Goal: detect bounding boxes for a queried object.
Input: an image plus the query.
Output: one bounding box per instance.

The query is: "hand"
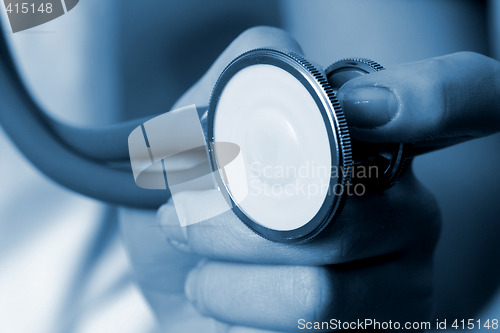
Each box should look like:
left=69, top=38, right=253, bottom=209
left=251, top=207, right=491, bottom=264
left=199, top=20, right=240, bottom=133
left=156, top=173, right=440, bottom=333
left=120, top=27, right=500, bottom=332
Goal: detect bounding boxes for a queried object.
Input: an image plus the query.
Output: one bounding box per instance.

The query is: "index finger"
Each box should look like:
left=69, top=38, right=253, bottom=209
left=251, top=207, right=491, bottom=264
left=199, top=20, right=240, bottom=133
left=337, top=52, right=500, bottom=151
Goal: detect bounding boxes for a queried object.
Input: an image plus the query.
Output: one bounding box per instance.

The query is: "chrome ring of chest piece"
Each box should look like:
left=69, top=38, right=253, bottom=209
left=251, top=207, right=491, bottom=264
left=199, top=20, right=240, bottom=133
left=207, top=49, right=410, bottom=243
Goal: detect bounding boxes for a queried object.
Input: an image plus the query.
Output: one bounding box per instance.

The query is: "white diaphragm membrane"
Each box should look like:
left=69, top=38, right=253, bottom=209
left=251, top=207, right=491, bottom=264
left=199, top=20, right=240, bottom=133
left=213, top=64, right=332, bottom=231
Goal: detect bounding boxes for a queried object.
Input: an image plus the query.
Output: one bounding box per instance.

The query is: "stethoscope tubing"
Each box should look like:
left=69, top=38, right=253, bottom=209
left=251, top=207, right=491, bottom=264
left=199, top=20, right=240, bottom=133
left=0, top=26, right=169, bottom=208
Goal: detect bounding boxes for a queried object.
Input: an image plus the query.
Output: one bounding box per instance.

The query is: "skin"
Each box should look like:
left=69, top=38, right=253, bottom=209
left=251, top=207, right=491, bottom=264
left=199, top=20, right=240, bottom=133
left=119, top=27, right=500, bottom=332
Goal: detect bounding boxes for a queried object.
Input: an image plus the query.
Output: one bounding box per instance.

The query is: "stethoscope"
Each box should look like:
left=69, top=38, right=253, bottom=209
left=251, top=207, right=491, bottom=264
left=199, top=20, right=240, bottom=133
left=0, top=30, right=410, bottom=243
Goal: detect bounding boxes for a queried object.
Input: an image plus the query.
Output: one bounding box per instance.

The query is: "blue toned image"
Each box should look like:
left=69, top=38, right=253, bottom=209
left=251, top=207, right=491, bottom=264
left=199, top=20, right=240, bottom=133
left=0, top=1, right=499, bottom=332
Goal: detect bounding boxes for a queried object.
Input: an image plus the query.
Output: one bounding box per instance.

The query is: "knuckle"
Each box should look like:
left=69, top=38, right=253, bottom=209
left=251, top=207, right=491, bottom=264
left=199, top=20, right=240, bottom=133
left=452, top=50, right=483, bottom=63
left=393, top=58, right=449, bottom=140
left=233, top=26, right=300, bottom=53
left=414, top=52, right=500, bottom=138
left=237, top=25, right=286, bottom=41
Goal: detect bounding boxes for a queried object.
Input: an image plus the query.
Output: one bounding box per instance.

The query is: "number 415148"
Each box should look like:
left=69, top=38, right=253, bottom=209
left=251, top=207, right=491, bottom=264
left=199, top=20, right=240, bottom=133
left=5, top=2, right=53, bottom=14
left=451, top=319, right=499, bottom=330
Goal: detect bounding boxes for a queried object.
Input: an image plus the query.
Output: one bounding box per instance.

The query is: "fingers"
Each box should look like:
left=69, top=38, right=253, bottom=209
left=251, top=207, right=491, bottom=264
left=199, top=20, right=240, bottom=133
left=173, top=26, right=302, bottom=109
left=185, top=255, right=434, bottom=332
left=158, top=173, right=441, bottom=265
left=337, top=52, right=500, bottom=145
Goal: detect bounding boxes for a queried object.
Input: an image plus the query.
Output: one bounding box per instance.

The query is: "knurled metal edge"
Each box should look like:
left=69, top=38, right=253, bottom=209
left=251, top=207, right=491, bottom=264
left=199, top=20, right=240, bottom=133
left=326, top=58, right=413, bottom=190
left=278, top=50, right=353, bottom=243
left=327, top=57, right=385, bottom=72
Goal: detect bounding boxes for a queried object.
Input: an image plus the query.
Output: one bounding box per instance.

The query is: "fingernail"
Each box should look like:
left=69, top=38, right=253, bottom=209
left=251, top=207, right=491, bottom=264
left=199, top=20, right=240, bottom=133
left=166, top=238, right=190, bottom=252
left=337, top=86, right=399, bottom=129
left=165, top=226, right=188, bottom=246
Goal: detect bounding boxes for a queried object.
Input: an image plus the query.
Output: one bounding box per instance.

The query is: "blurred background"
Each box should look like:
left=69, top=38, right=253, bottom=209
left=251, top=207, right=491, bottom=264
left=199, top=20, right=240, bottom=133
left=0, top=0, right=499, bottom=332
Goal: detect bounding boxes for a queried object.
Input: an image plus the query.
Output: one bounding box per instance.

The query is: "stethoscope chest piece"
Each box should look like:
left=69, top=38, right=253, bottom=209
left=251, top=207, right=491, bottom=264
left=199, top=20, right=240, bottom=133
left=207, top=50, right=410, bottom=243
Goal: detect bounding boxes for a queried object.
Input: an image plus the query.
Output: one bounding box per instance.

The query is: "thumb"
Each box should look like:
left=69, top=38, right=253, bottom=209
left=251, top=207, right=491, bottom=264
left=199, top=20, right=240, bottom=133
left=337, top=52, right=500, bottom=147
